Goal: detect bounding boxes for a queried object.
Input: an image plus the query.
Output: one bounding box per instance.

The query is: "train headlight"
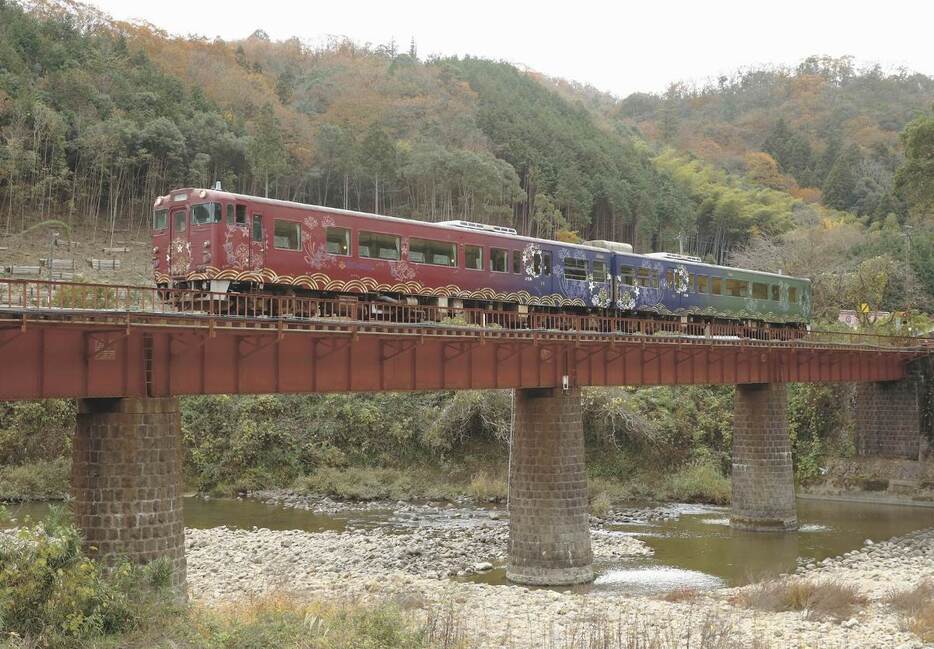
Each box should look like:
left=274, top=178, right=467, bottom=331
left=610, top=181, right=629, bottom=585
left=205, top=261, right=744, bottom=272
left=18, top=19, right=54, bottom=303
left=199, top=190, right=207, bottom=198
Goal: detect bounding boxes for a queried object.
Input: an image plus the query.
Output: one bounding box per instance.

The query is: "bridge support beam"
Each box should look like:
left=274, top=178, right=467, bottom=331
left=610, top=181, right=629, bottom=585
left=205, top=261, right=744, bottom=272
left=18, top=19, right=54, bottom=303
left=730, top=383, right=798, bottom=532
left=72, top=397, right=187, bottom=592
left=507, top=387, right=593, bottom=585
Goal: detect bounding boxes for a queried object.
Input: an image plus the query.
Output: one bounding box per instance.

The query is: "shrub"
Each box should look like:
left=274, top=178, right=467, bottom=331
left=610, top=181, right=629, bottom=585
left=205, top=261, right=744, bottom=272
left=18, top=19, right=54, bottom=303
left=590, top=491, right=612, bottom=517
left=467, top=471, right=507, bottom=502
left=0, top=458, right=70, bottom=501
left=0, top=400, right=75, bottom=465
left=734, top=579, right=867, bottom=621
left=664, top=458, right=731, bottom=504
left=0, top=507, right=178, bottom=648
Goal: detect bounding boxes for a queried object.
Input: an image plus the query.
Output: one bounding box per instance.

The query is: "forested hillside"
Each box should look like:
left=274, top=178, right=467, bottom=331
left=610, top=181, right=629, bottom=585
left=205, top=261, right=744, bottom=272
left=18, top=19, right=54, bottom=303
left=1, top=0, right=932, bottom=315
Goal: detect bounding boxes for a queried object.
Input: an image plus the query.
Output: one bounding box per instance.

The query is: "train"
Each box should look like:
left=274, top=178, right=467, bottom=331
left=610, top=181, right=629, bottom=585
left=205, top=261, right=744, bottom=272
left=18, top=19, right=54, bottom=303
left=151, top=187, right=811, bottom=330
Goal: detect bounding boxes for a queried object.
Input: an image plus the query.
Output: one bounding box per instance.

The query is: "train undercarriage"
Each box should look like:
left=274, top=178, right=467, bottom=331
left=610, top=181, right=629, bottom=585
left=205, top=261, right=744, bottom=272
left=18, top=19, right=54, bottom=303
left=160, top=279, right=808, bottom=341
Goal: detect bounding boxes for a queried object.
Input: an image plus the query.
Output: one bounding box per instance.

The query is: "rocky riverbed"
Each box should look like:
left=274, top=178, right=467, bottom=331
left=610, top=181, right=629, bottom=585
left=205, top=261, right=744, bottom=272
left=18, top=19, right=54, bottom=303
left=182, top=498, right=934, bottom=649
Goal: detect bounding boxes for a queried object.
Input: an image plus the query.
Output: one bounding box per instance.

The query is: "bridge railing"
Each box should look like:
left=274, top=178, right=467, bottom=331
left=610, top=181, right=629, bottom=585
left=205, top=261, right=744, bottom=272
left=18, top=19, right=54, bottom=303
left=0, top=278, right=930, bottom=351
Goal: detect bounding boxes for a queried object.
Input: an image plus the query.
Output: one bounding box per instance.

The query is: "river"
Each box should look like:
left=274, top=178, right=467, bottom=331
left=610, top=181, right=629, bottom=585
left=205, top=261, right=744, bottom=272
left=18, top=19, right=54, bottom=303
left=4, top=496, right=933, bottom=596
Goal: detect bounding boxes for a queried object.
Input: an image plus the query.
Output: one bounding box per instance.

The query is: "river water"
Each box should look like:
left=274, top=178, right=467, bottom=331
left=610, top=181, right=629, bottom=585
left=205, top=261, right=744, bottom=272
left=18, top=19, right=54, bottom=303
left=4, top=496, right=933, bottom=596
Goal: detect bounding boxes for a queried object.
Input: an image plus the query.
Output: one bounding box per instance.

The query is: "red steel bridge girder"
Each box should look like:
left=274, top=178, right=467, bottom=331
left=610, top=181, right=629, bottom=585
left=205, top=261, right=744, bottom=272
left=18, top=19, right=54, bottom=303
left=0, top=323, right=917, bottom=400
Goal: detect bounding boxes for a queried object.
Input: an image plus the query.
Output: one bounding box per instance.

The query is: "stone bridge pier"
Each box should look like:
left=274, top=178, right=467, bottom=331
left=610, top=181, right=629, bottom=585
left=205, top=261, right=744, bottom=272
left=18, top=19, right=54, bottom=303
left=730, top=383, right=798, bottom=532
left=854, top=356, right=932, bottom=460
left=507, top=387, right=593, bottom=585
left=71, top=397, right=187, bottom=592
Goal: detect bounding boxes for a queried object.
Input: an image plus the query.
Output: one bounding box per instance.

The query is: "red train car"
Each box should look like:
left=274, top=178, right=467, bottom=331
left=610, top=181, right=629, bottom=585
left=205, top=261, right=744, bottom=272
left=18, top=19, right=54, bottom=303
left=151, top=187, right=611, bottom=311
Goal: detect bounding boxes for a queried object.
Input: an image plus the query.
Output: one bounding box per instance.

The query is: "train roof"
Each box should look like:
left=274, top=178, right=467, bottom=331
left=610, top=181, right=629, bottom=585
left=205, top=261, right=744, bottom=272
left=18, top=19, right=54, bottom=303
left=156, top=188, right=810, bottom=284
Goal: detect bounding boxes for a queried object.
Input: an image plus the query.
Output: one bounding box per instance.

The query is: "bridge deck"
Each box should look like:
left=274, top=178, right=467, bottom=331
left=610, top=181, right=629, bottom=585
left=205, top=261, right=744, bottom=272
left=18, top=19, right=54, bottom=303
left=0, top=279, right=928, bottom=399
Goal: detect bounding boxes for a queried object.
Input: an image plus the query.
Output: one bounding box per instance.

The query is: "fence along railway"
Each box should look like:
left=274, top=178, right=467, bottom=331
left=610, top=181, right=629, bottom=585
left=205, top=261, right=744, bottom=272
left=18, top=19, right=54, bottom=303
left=0, top=276, right=930, bottom=591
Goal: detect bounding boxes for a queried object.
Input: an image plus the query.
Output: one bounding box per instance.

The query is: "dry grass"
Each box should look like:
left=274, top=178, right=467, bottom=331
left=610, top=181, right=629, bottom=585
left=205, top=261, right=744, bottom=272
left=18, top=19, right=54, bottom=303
left=888, top=578, right=934, bottom=642
left=732, top=578, right=867, bottom=621
left=590, top=491, right=612, bottom=517
left=467, top=470, right=507, bottom=502
left=661, top=587, right=700, bottom=603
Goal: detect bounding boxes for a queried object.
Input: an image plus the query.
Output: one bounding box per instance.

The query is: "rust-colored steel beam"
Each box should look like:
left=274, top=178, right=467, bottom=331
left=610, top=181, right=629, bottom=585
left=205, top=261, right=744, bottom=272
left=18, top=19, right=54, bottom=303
left=0, top=278, right=928, bottom=400
left=0, top=313, right=923, bottom=400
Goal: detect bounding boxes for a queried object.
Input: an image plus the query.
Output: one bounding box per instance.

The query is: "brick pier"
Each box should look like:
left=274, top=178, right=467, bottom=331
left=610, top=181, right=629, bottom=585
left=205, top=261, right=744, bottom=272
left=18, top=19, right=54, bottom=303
left=730, top=383, right=798, bottom=532
left=71, top=397, right=187, bottom=591
left=507, top=387, right=593, bottom=585
left=855, top=357, right=932, bottom=461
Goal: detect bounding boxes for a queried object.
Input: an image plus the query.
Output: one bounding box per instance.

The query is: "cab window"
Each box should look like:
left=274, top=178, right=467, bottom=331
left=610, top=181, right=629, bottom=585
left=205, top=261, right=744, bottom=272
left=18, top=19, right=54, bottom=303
left=191, top=202, right=222, bottom=225
left=173, top=210, right=186, bottom=233
left=235, top=205, right=248, bottom=226
left=512, top=251, right=521, bottom=273
left=153, top=209, right=167, bottom=231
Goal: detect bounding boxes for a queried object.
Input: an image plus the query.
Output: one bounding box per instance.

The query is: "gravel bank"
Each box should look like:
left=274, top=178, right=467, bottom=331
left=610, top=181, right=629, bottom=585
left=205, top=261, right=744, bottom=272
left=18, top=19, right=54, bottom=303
left=184, top=520, right=933, bottom=648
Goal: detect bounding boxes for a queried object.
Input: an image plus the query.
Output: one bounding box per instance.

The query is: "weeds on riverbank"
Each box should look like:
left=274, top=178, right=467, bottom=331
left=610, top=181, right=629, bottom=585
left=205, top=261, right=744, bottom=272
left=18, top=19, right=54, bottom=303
left=888, top=578, right=934, bottom=641
left=733, top=578, right=867, bottom=621
left=0, top=458, right=69, bottom=502
left=0, top=507, right=180, bottom=649
left=533, top=609, right=760, bottom=649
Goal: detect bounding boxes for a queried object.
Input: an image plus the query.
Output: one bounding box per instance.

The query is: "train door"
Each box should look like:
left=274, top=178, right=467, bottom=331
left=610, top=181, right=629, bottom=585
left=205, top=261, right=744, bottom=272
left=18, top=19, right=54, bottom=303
left=188, top=202, right=218, bottom=272
left=250, top=212, right=265, bottom=271
left=168, top=206, right=189, bottom=278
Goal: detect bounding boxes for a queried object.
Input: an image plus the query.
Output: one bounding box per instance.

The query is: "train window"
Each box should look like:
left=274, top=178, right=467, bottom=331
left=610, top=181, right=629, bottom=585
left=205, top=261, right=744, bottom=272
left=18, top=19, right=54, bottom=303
left=191, top=202, right=222, bottom=225
left=725, top=278, right=749, bottom=297
left=752, top=282, right=769, bottom=300
left=326, top=228, right=350, bottom=255
left=665, top=270, right=674, bottom=288
left=789, top=286, right=799, bottom=304
left=274, top=220, right=301, bottom=250
left=490, top=248, right=508, bottom=273
left=636, top=268, right=657, bottom=288
left=252, top=215, right=263, bottom=242
left=235, top=205, right=248, bottom=226
left=512, top=251, right=521, bottom=273
left=542, top=252, right=552, bottom=276
left=410, top=237, right=455, bottom=266
left=592, top=260, right=608, bottom=282
left=173, top=210, right=186, bottom=233
left=711, top=277, right=722, bottom=295
left=225, top=204, right=234, bottom=225
left=619, top=266, right=635, bottom=285
left=697, top=275, right=708, bottom=293
left=152, top=209, right=167, bottom=231
left=359, top=231, right=400, bottom=260
left=771, top=285, right=780, bottom=301
left=564, top=258, right=587, bottom=281
left=465, top=245, right=483, bottom=270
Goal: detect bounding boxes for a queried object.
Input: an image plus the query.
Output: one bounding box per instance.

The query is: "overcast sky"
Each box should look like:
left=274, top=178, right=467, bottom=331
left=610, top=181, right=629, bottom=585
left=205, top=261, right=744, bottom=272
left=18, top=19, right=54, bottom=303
left=87, top=0, right=934, bottom=98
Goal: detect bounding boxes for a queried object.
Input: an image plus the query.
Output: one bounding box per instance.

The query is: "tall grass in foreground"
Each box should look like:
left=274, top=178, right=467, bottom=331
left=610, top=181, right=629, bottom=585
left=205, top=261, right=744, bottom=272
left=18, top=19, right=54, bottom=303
left=888, top=579, right=934, bottom=642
